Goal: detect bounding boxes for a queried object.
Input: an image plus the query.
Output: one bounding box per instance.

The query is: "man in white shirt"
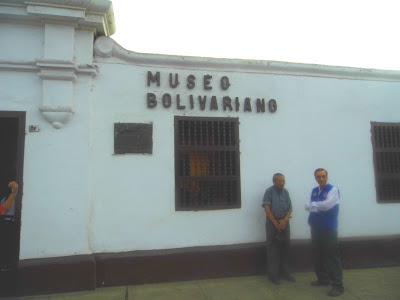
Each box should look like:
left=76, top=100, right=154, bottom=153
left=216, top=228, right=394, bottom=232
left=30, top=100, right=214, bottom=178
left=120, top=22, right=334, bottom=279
left=305, top=168, right=344, bottom=297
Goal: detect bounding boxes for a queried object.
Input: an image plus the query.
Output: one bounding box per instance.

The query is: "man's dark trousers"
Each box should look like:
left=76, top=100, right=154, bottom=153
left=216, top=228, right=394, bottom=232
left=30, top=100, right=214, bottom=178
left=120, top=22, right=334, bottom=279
left=266, top=222, right=290, bottom=279
left=0, top=217, right=17, bottom=296
left=0, top=217, right=17, bottom=269
left=311, top=228, right=343, bottom=287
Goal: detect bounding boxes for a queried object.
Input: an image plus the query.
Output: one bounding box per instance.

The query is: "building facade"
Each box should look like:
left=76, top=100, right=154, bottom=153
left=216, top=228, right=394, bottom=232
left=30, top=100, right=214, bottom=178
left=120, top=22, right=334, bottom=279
left=0, top=0, right=399, bottom=296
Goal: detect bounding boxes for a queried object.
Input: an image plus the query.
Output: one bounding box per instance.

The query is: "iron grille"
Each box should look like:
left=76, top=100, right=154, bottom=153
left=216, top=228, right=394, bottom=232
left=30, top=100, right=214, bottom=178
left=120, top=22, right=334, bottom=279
left=174, top=116, right=241, bottom=210
left=371, top=122, right=400, bottom=203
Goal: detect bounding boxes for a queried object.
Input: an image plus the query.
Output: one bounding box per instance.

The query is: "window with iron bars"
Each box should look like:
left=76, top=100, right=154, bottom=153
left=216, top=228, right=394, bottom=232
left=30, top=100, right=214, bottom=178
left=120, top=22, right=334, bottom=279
left=371, top=122, right=400, bottom=203
left=174, top=116, right=241, bottom=210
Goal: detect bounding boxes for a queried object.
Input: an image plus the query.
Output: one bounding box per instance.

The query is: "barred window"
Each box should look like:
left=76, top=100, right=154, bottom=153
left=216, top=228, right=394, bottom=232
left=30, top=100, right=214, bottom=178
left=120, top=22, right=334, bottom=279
left=371, top=122, right=400, bottom=203
left=174, top=116, right=241, bottom=210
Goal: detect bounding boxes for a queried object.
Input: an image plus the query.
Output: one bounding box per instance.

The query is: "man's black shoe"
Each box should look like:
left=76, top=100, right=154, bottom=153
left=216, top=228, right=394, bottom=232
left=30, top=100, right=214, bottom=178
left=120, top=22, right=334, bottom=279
left=327, top=286, right=344, bottom=297
left=310, top=280, right=330, bottom=287
left=282, top=274, right=295, bottom=282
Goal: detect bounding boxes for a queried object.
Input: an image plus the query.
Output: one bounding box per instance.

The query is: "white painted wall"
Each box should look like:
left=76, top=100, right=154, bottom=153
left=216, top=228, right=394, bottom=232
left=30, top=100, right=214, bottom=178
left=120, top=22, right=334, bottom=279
left=0, top=19, right=96, bottom=259
left=0, top=23, right=43, bottom=61
left=89, top=62, right=400, bottom=253
left=1, top=1, right=400, bottom=260
left=18, top=74, right=93, bottom=259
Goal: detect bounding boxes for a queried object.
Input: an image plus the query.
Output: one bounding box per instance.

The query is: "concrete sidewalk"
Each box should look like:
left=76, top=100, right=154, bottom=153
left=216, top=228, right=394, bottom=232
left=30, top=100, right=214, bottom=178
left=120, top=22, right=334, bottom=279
left=20, top=266, right=400, bottom=300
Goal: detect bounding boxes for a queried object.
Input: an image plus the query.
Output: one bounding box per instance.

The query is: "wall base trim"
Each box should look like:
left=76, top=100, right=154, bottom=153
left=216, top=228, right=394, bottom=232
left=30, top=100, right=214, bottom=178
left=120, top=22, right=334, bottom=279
left=14, top=235, right=400, bottom=296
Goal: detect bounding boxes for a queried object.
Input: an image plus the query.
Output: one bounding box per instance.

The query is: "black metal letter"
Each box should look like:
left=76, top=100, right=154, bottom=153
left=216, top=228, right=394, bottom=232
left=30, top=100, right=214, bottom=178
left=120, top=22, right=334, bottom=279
left=256, top=98, right=265, bottom=113
left=169, top=73, right=180, bottom=88
left=198, top=96, right=207, bottom=111
left=268, top=99, right=277, bottom=113
left=223, top=96, right=232, bottom=111
left=176, top=94, right=185, bottom=110
left=147, top=71, right=160, bottom=87
left=203, top=74, right=212, bottom=90
left=235, top=97, right=240, bottom=112
left=187, top=74, right=196, bottom=89
left=147, top=93, right=157, bottom=108
left=162, top=93, right=172, bottom=108
left=210, top=96, right=218, bottom=110
left=189, top=95, right=194, bottom=109
left=220, top=76, right=231, bottom=90
left=244, top=97, right=252, bottom=112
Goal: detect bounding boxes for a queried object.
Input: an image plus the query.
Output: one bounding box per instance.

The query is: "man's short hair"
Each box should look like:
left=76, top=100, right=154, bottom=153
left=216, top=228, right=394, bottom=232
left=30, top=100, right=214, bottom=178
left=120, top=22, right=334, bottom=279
left=314, top=168, right=328, bottom=176
left=272, top=173, right=284, bottom=183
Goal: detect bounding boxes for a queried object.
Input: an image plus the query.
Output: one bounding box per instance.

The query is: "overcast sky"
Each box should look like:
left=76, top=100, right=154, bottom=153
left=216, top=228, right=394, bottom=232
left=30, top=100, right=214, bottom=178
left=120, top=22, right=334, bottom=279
left=110, top=0, right=400, bottom=71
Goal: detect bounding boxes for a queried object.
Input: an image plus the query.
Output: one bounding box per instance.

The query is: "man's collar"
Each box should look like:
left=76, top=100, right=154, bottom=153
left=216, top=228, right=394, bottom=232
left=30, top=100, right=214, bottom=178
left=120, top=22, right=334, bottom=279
left=318, top=184, right=329, bottom=191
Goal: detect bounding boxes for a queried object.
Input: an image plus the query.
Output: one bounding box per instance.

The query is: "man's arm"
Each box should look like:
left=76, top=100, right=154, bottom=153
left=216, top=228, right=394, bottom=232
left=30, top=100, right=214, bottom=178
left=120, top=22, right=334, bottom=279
left=305, top=189, right=318, bottom=212
left=311, top=187, right=340, bottom=211
left=0, top=181, right=18, bottom=213
left=279, top=191, right=292, bottom=229
left=277, top=210, right=291, bottom=230
left=283, top=211, right=292, bottom=220
left=265, top=204, right=281, bottom=232
left=262, top=189, right=281, bottom=231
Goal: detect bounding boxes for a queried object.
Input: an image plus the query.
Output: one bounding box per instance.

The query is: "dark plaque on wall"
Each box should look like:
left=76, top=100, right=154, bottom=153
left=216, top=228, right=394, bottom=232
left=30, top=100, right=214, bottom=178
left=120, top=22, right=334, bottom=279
left=114, top=123, right=153, bottom=154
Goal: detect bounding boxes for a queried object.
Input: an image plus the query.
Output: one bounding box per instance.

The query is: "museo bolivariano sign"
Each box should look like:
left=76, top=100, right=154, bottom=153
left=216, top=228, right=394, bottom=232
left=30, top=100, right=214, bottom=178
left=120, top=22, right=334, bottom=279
left=145, top=71, right=277, bottom=114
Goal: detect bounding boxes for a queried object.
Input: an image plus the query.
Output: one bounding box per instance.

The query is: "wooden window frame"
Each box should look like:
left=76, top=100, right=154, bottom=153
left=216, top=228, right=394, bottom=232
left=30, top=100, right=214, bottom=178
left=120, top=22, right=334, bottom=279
left=371, top=122, right=400, bottom=203
left=174, top=116, right=241, bottom=211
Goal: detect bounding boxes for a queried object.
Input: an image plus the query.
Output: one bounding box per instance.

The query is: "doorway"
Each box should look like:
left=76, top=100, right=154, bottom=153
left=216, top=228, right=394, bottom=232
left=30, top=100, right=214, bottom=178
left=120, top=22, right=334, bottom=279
left=0, top=111, right=25, bottom=296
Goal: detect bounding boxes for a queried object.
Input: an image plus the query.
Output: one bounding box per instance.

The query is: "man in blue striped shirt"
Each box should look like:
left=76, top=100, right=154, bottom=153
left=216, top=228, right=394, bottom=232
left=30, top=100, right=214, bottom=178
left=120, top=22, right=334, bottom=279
left=305, top=168, right=344, bottom=297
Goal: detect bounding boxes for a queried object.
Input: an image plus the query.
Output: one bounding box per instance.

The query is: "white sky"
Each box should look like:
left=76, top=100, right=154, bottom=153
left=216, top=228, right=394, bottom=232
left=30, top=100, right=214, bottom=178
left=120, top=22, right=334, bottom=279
left=110, top=0, right=400, bottom=70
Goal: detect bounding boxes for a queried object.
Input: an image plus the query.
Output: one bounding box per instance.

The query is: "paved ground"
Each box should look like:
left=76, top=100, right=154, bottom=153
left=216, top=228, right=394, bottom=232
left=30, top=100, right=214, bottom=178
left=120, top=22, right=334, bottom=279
left=18, top=267, right=400, bottom=300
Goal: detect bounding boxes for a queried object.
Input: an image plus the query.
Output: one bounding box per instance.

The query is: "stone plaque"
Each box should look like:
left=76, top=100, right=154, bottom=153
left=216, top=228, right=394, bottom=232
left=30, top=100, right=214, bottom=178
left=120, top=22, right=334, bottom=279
left=114, top=123, right=153, bottom=154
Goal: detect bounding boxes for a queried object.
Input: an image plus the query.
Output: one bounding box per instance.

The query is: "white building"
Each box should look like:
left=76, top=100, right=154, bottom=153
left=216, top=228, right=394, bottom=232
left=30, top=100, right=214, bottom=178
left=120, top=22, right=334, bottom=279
left=0, top=0, right=399, bottom=296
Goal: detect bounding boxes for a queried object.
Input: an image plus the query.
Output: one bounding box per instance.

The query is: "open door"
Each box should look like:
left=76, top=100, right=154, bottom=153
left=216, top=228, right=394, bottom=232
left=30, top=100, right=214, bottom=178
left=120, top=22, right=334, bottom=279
left=0, top=111, right=25, bottom=296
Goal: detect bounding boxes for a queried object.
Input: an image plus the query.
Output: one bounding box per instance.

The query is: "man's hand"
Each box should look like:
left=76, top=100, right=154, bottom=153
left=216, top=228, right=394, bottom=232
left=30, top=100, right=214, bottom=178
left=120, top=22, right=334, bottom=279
left=278, top=218, right=289, bottom=231
left=265, top=204, right=282, bottom=232
left=8, top=181, right=18, bottom=195
left=305, top=202, right=318, bottom=212
left=1, top=181, right=19, bottom=213
left=273, top=220, right=282, bottom=232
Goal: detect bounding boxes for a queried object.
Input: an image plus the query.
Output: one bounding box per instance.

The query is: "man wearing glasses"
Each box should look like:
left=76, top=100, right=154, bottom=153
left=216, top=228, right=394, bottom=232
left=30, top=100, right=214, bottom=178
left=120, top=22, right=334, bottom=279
left=305, top=168, right=344, bottom=297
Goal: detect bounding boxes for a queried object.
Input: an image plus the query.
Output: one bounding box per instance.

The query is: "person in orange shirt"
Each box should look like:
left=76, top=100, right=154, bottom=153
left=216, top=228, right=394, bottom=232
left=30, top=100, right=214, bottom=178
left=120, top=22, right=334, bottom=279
left=0, top=180, right=18, bottom=272
left=0, top=181, right=18, bottom=215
